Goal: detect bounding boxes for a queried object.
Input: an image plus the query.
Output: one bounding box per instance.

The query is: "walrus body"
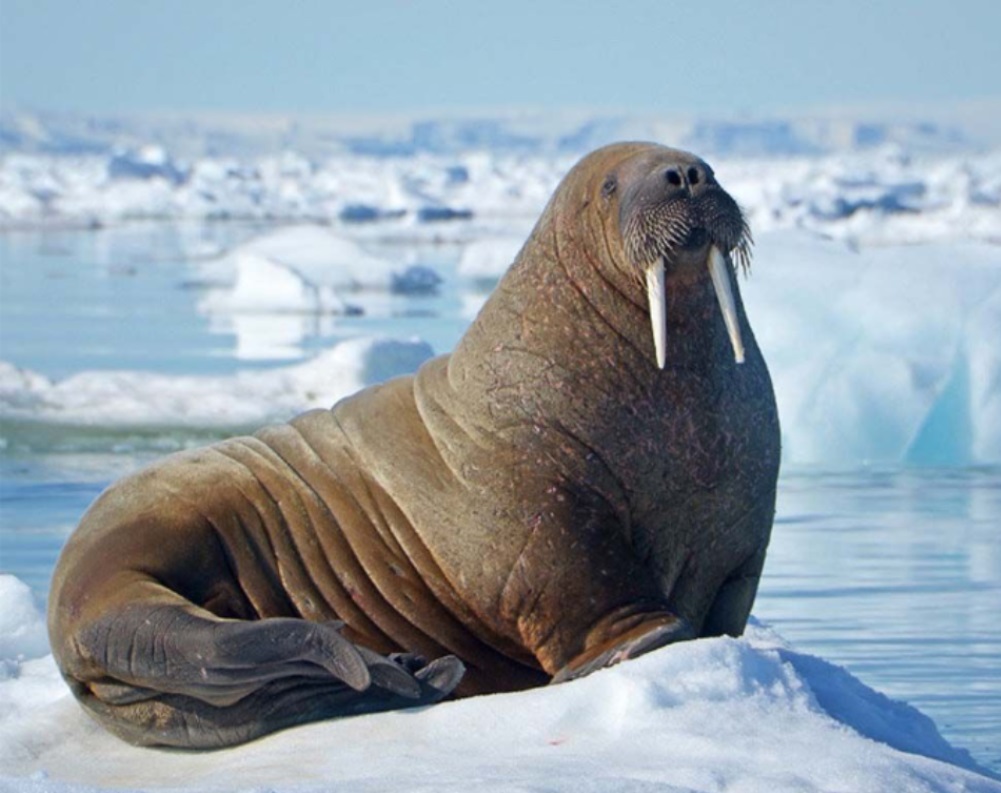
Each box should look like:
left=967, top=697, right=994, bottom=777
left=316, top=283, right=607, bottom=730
left=49, top=142, right=780, bottom=748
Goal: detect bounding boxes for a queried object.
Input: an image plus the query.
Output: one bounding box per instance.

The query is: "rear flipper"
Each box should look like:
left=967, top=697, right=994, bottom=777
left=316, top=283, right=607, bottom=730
left=66, top=606, right=464, bottom=748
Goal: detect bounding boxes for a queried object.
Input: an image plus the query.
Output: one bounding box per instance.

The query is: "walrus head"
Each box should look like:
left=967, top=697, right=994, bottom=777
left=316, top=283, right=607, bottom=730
left=607, top=146, right=752, bottom=368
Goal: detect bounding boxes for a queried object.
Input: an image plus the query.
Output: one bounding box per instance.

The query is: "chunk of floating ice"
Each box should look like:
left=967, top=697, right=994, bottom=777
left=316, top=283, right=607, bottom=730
left=195, top=226, right=426, bottom=310
left=198, top=253, right=349, bottom=314
left=741, top=231, right=1001, bottom=467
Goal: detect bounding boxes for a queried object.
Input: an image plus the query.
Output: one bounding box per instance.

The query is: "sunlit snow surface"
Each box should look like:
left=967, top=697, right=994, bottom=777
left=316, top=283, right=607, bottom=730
left=1, top=124, right=1000, bottom=789
left=0, top=574, right=996, bottom=793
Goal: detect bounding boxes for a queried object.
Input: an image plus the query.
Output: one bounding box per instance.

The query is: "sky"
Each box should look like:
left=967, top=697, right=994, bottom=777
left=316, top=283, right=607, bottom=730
left=1, top=0, right=1000, bottom=117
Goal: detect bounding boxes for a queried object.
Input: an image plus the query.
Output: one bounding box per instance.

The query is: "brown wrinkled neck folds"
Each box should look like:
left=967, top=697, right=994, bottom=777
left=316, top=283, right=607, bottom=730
left=444, top=142, right=755, bottom=437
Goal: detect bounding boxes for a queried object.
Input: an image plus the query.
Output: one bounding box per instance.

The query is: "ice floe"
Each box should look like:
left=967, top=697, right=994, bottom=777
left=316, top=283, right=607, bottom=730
left=0, top=572, right=996, bottom=792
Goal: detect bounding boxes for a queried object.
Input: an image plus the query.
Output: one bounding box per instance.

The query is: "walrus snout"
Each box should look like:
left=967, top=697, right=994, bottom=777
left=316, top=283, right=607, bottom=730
left=618, top=156, right=751, bottom=271
left=662, top=161, right=709, bottom=193
left=617, top=151, right=752, bottom=369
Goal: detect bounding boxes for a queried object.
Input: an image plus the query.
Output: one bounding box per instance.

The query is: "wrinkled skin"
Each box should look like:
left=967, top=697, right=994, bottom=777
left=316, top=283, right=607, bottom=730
left=48, top=142, right=780, bottom=749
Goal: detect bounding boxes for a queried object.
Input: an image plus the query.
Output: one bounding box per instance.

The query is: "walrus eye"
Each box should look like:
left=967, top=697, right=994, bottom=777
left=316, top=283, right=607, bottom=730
left=601, top=176, right=617, bottom=198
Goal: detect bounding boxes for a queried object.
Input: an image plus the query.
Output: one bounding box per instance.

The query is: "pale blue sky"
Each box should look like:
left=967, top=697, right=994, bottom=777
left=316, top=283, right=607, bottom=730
left=1, top=0, right=998, bottom=115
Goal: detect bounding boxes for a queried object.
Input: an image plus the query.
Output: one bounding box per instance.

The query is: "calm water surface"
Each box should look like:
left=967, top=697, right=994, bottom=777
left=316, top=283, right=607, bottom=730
left=1, top=225, right=998, bottom=774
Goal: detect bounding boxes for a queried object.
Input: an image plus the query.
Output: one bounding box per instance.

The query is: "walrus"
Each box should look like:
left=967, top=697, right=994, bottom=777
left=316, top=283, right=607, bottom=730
left=48, top=142, right=780, bottom=749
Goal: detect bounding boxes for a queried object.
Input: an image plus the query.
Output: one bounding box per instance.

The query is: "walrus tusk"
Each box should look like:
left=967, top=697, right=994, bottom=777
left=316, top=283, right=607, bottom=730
left=708, top=245, right=745, bottom=364
left=645, top=260, right=667, bottom=369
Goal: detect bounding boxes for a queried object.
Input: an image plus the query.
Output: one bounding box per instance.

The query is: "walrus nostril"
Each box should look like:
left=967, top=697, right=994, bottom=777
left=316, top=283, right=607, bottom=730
left=665, top=168, right=683, bottom=187
left=687, top=167, right=700, bottom=185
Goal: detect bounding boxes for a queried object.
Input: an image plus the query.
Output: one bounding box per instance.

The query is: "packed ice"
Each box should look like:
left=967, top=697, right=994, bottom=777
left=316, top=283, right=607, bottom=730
left=3, top=109, right=1001, bottom=246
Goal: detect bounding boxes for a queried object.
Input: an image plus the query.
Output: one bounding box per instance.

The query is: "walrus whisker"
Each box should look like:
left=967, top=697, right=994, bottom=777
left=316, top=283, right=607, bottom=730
left=708, top=245, right=745, bottom=364
left=645, top=260, right=667, bottom=369
left=732, top=236, right=753, bottom=274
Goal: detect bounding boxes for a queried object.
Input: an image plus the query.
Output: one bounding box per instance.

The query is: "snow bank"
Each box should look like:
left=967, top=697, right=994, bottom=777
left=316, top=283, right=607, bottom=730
left=0, top=573, right=995, bottom=792
left=107, top=146, right=187, bottom=185
left=0, top=148, right=568, bottom=231
left=724, top=148, right=1001, bottom=245
left=0, top=337, right=433, bottom=429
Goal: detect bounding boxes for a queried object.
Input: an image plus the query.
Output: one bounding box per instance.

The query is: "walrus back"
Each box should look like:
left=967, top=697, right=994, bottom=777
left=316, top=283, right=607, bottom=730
left=46, top=374, right=535, bottom=747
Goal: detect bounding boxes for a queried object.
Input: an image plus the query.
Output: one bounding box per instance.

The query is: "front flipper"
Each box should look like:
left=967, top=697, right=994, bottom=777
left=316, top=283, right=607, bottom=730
left=700, top=545, right=767, bottom=638
left=550, top=615, right=694, bottom=684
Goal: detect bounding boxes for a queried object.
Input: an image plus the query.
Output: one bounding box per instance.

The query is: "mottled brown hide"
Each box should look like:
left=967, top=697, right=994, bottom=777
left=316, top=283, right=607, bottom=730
left=49, top=143, right=780, bottom=749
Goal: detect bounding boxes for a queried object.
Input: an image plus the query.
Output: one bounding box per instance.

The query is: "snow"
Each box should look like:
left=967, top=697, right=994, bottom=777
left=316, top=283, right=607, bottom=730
left=0, top=337, right=433, bottom=428
left=5, top=273, right=995, bottom=790
left=0, top=578, right=49, bottom=661
left=0, top=573, right=996, bottom=792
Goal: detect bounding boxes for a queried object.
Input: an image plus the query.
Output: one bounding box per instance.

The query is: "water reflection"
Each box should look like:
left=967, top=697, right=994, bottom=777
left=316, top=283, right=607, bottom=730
left=205, top=312, right=333, bottom=361
left=758, top=466, right=1001, bottom=772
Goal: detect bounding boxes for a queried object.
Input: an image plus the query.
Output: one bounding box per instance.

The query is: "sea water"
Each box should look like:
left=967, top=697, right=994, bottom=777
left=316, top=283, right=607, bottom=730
left=0, top=225, right=998, bottom=773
